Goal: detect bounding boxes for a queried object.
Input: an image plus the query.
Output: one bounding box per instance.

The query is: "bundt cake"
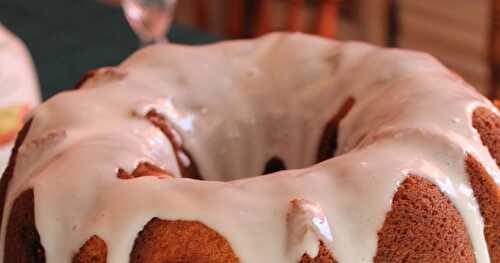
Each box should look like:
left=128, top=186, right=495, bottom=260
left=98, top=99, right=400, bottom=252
left=0, top=24, right=39, bottom=173
left=0, top=33, right=499, bottom=262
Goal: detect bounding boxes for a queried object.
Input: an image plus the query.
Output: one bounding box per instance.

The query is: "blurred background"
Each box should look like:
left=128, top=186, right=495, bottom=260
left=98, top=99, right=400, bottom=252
left=175, top=0, right=495, bottom=98
left=1, top=0, right=497, bottom=99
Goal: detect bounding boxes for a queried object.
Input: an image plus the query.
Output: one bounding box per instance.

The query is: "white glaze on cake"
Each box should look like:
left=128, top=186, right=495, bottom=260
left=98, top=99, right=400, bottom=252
left=1, top=33, right=499, bottom=262
left=287, top=198, right=333, bottom=261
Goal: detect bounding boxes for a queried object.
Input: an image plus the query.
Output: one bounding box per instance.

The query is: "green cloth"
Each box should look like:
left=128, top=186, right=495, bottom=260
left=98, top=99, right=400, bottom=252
left=1, top=1, right=221, bottom=99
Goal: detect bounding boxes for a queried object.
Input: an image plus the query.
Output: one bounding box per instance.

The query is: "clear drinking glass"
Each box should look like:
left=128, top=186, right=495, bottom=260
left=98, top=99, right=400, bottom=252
left=122, top=0, right=177, bottom=46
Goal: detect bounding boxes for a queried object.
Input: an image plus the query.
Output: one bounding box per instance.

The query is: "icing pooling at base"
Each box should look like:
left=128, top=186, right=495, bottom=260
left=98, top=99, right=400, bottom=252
left=0, top=33, right=499, bottom=262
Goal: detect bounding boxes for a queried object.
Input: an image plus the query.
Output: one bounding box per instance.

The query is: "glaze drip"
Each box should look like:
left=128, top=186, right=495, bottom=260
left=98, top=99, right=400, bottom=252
left=0, top=33, right=498, bottom=263
left=287, top=198, right=334, bottom=261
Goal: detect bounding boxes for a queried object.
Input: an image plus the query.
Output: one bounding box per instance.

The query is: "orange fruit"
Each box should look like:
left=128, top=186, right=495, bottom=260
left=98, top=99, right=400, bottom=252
left=0, top=104, right=29, bottom=145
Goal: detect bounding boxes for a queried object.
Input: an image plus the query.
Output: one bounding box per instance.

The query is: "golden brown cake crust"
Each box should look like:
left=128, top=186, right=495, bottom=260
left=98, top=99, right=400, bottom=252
left=2, top=91, right=500, bottom=263
left=472, top=107, right=500, bottom=166
left=72, top=235, right=107, bottom=263
left=129, top=218, right=239, bottom=263
left=299, top=242, right=337, bottom=263
left=146, top=110, right=201, bottom=180
left=4, top=189, right=45, bottom=263
left=470, top=106, right=500, bottom=263
left=73, top=70, right=98, bottom=90
left=117, top=162, right=174, bottom=179
left=374, top=175, right=475, bottom=263
left=466, top=155, right=500, bottom=263
left=0, top=120, right=32, bottom=240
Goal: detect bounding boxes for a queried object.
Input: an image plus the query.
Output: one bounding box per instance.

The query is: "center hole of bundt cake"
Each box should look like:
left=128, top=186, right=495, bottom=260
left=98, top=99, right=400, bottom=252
left=138, top=98, right=355, bottom=180
left=316, top=97, right=355, bottom=162
left=262, top=97, right=355, bottom=175
left=263, top=157, right=286, bottom=174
